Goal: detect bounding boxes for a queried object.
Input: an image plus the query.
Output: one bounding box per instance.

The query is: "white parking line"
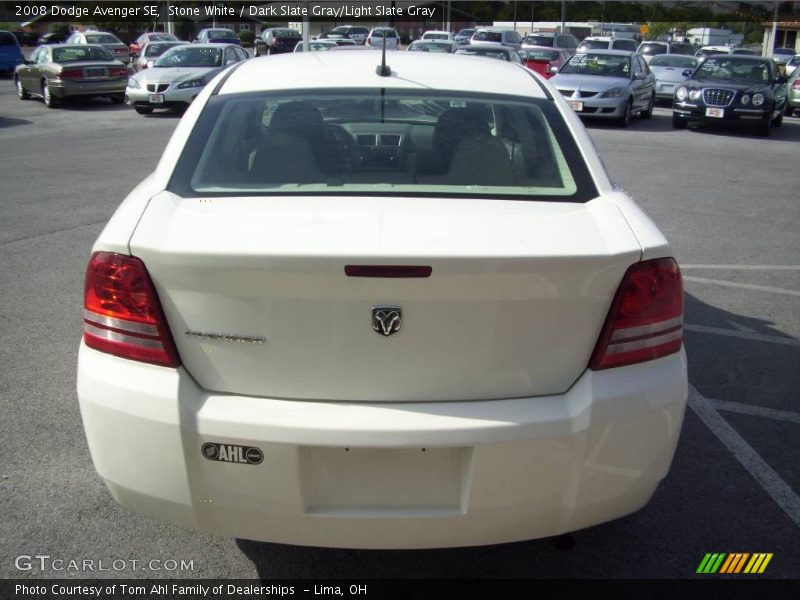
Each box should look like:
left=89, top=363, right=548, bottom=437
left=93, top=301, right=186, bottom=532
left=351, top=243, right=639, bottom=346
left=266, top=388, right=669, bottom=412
left=683, top=276, right=800, bottom=297
left=710, top=398, right=800, bottom=426
left=688, top=385, right=800, bottom=529
left=684, top=324, right=800, bottom=347
left=682, top=265, right=800, bottom=271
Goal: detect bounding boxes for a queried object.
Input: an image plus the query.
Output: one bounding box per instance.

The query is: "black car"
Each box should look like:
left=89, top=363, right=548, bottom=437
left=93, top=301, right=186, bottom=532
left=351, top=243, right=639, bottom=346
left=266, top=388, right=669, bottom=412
left=253, top=28, right=302, bottom=56
left=672, top=55, right=788, bottom=136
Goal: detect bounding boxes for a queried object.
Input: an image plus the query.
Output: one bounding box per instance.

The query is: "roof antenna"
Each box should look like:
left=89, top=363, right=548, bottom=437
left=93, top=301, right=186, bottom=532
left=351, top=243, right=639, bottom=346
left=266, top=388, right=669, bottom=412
left=376, top=31, right=390, bottom=77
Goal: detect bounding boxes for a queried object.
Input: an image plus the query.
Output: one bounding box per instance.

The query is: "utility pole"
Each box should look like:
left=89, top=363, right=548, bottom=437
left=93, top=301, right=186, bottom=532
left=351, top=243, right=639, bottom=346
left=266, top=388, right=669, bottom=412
left=560, top=0, right=566, bottom=34
left=303, top=0, right=310, bottom=49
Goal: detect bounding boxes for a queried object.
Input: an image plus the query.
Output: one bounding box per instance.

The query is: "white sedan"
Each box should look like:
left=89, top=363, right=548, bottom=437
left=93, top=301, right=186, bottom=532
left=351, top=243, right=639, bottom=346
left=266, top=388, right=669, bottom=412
left=78, top=51, right=687, bottom=549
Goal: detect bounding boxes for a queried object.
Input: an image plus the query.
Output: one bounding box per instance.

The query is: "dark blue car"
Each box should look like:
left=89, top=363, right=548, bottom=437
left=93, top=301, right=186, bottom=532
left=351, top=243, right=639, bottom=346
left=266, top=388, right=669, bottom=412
left=0, top=30, right=24, bottom=73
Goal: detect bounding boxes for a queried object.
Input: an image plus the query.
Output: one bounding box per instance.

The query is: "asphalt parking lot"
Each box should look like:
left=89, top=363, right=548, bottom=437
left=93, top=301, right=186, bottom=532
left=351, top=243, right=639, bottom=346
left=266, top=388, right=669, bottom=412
left=0, top=71, right=798, bottom=581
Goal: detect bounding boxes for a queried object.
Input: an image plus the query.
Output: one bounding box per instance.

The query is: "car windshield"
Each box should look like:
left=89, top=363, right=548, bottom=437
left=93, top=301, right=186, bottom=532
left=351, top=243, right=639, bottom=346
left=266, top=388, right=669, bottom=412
left=306, top=42, right=335, bottom=51
left=207, top=30, right=235, bottom=39
left=85, top=34, right=120, bottom=45
left=520, top=48, right=559, bottom=61
left=409, top=42, right=452, bottom=53
left=694, top=57, right=771, bottom=83
left=638, top=43, right=667, bottom=55
left=154, top=47, right=221, bottom=68
left=53, top=46, right=114, bottom=62
left=330, top=27, right=348, bottom=35
left=424, top=33, right=450, bottom=40
left=169, top=90, right=596, bottom=202
left=150, top=33, right=177, bottom=42
left=649, top=55, right=698, bottom=68
left=560, top=53, right=630, bottom=77
left=456, top=47, right=510, bottom=60
left=144, top=42, right=184, bottom=57
left=524, top=35, right=553, bottom=47
left=473, top=31, right=503, bottom=43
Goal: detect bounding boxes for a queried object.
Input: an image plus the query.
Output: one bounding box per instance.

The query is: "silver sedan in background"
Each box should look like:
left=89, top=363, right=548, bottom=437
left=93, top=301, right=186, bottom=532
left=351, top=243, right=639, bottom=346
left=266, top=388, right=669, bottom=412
left=551, top=50, right=656, bottom=126
left=132, top=41, right=188, bottom=72
left=648, top=54, right=699, bottom=101
left=125, top=43, right=248, bottom=115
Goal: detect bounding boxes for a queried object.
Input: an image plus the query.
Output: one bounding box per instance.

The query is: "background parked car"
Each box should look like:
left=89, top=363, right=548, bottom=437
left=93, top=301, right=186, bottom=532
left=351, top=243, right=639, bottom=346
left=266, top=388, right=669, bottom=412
left=522, top=31, right=578, bottom=55
left=15, top=44, right=127, bottom=108
left=37, top=32, right=69, bottom=45
left=454, top=28, right=476, bottom=46
left=454, top=44, right=522, bottom=64
left=648, top=54, right=699, bottom=101
left=421, top=31, right=454, bottom=43
left=195, top=28, right=240, bottom=45
left=366, top=27, right=399, bottom=49
left=771, top=47, right=795, bottom=67
left=552, top=50, right=656, bottom=126
left=294, top=40, right=338, bottom=53
left=782, top=54, right=799, bottom=76
left=129, top=32, right=179, bottom=59
left=407, top=40, right=456, bottom=53
left=65, top=31, right=129, bottom=64
left=518, top=47, right=570, bottom=78
left=785, top=66, right=800, bottom=115
left=133, top=41, right=188, bottom=71
left=319, top=25, right=369, bottom=45
left=637, top=41, right=694, bottom=64
left=126, top=44, right=247, bottom=115
left=695, top=45, right=759, bottom=58
left=254, top=28, right=302, bottom=56
left=471, top=28, right=523, bottom=50
left=0, top=30, right=24, bottom=74
left=577, top=36, right=638, bottom=52
left=672, top=55, right=787, bottom=136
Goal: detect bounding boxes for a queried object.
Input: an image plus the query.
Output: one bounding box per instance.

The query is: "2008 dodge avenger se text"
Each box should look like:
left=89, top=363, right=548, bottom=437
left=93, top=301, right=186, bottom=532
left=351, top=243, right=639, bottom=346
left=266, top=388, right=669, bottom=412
left=76, top=50, right=687, bottom=549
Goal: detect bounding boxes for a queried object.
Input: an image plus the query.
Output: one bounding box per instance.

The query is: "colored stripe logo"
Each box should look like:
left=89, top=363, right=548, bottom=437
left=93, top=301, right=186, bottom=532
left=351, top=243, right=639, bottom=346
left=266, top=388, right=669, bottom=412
left=697, top=553, right=773, bottom=574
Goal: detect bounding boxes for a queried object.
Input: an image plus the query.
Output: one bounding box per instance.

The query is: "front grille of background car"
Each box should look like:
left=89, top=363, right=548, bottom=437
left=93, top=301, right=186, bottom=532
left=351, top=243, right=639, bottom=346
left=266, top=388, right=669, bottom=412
left=146, top=83, right=170, bottom=93
left=703, top=88, right=735, bottom=107
left=559, top=89, right=574, bottom=96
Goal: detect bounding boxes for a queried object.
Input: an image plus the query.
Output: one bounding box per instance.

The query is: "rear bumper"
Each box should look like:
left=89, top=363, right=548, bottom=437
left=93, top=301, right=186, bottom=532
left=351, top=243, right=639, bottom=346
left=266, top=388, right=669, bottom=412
left=49, top=79, right=127, bottom=98
left=77, top=343, right=688, bottom=549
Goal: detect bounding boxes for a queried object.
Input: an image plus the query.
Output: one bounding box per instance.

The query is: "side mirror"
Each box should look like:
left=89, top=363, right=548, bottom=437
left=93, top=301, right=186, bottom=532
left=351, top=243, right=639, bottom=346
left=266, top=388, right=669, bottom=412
left=682, top=69, right=693, bottom=77
left=634, top=71, right=647, bottom=80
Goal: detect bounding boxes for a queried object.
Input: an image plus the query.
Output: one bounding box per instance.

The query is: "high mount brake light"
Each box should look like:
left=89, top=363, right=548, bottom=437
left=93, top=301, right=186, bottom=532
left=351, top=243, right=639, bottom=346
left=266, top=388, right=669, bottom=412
left=589, top=258, right=683, bottom=370
left=83, top=252, right=180, bottom=368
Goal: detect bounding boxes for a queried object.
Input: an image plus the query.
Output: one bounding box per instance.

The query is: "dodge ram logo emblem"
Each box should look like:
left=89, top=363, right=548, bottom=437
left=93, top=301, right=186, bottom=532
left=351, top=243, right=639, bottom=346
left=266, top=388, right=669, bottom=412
left=372, top=306, right=401, bottom=337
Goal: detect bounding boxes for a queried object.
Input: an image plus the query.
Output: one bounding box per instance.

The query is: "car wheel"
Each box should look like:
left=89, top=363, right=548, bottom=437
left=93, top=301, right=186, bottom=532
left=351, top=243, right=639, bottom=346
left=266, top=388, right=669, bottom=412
left=756, top=107, right=772, bottom=137
left=110, top=94, right=124, bottom=104
left=618, top=100, right=632, bottom=127
left=641, top=93, right=655, bottom=119
left=16, top=76, right=30, bottom=100
left=134, top=106, right=153, bottom=115
left=42, top=80, right=57, bottom=108
left=672, top=113, right=687, bottom=129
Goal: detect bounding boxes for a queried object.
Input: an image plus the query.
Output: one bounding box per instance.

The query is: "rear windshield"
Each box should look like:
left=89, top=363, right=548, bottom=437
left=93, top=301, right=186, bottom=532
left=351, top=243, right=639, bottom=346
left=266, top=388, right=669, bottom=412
left=578, top=40, right=610, bottom=51
left=169, top=90, right=597, bottom=203
left=423, top=33, right=450, bottom=40
left=85, top=34, right=120, bottom=45
left=524, top=35, right=554, bottom=47
left=274, top=29, right=301, bottom=38
left=0, top=31, right=19, bottom=45
left=473, top=31, right=503, bottom=43
left=611, top=39, right=638, bottom=51
left=207, top=29, right=235, bottom=39
left=520, top=48, right=559, bottom=61
left=649, top=54, right=698, bottom=68
left=53, top=46, right=114, bottom=62
left=371, top=29, right=397, bottom=38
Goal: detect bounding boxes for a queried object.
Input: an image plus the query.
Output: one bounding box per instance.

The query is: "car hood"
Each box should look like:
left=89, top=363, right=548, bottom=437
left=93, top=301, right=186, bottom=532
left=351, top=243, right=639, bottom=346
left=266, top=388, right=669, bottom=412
left=687, top=78, right=764, bottom=92
left=551, top=73, right=629, bottom=92
left=134, top=66, right=220, bottom=84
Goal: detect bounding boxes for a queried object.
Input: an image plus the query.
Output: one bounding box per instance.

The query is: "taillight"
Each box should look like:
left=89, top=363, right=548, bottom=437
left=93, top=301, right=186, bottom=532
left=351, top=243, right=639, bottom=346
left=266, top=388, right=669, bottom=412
left=83, top=252, right=180, bottom=368
left=589, top=258, right=683, bottom=370
left=110, top=67, right=128, bottom=77
left=59, top=68, right=83, bottom=80
left=792, top=80, right=800, bottom=90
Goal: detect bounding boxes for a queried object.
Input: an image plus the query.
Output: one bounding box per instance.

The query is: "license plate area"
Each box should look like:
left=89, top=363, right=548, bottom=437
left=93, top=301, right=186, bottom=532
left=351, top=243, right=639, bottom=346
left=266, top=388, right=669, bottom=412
left=83, top=67, right=108, bottom=78
left=303, top=446, right=470, bottom=515
left=568, top=100, right=583, bottom=112
left=148, top=93, right=164, bottom=104
left=705, top=107, right=724, bottom=118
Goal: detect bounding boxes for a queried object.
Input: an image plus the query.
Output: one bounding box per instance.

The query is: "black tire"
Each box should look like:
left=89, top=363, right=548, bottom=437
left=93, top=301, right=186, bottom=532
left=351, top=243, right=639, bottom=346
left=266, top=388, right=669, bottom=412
left=134, top=106, right=153, bottom=115
left=641, top=93, right=655, bottom=119
left=672, top=113, right=687, bottom=129
left=110, top=94, right=124, bottom=104
left=15, top=76, right=29, bottom=100
left=618, top=100, right=632, bottom=127
left=42, top=80, right=57, bottom=108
